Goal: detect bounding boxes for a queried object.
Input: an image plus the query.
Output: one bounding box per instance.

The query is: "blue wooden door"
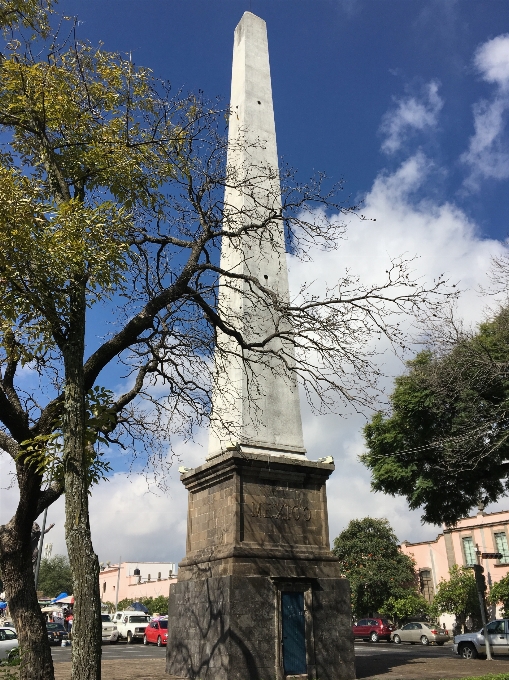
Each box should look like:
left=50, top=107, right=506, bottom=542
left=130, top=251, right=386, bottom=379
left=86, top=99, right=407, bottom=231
left=281, top=592, right=306, bottom=675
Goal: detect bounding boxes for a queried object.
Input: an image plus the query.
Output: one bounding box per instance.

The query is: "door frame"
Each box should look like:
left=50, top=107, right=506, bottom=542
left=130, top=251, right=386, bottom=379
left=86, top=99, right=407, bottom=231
left=272, top=579, right=316, bottom=680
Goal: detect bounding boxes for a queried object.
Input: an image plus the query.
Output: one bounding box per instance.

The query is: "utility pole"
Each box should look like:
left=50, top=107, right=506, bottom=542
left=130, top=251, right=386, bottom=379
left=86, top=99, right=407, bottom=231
left=472, top=548, right=503, bottom=661
left=473, top=561, right=491, bottom=660
left=34, top=507, right=48, bottom=591
left=114, top=557, right=121, bottom=612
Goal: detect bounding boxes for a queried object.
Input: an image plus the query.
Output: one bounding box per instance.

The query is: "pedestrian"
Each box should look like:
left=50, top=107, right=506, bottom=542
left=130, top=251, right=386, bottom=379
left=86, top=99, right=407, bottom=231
left=67, top=613, right=73, bottom=639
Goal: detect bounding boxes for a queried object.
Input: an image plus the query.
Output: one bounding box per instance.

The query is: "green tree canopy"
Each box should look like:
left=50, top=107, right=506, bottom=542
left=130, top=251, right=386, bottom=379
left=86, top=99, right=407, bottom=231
left=115, top=595, right=168, bottom=616
left=362, top=306, right=509, bottom=525
left=379, top=593, right=430, bottom=627
left=431, top=565, right=481, bottom=631
left=332, top=517, right=417, bottom=618
left=488, top=573, right=509, bottom=617
left=37, top=555, right=72, bottom=599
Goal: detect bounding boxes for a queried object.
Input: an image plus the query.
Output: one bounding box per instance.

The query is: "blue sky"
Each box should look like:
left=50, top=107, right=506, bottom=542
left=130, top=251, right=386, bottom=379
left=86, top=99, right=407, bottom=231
left=59, top=0, right=509, bottom=238
left=3, top=0, right=509, bottom=565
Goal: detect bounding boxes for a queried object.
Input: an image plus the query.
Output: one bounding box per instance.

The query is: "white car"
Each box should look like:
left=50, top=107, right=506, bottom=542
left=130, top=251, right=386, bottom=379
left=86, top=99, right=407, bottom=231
left=0, top=627, right=18, bottom=661
left=112, top=611, right=150, bottom=643
left=101, top=614, right=119, bottom=644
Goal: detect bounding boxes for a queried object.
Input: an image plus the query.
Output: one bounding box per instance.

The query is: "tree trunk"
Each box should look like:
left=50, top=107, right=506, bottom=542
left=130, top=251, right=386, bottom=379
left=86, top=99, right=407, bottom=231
left=0, top=475, right=54, bottom=680
left=62, top=282, right=102, bottom=680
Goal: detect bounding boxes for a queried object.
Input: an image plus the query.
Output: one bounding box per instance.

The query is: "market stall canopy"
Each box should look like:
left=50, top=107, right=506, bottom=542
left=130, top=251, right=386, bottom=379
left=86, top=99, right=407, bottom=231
left=51, top=593, right=74, bottom=604
left=126, top=602, right=149, bottom=613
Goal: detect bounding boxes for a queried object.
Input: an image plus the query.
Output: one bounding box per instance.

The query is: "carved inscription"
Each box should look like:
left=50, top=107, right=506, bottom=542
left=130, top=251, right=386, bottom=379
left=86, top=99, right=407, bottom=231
left=251, top=501, right=311, bottom=521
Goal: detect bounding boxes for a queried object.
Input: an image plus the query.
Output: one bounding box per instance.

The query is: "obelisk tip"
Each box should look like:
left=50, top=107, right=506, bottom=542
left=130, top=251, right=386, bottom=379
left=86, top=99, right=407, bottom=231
left=237, top=11, right=266, bottom=28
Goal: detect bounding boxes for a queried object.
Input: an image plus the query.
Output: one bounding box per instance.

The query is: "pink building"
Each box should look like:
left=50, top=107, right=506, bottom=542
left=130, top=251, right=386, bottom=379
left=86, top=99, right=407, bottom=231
left=401, top=508, right=509, bottom=626
left=99, top=561, right=177, bottom=606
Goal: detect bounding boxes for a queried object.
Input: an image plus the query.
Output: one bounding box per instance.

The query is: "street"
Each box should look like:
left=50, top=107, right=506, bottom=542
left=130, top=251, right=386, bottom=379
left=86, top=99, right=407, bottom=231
left=49, top=640, right=509, bottom=680
left=354, top=640, right=509, bottom=679
left=355, top=640, right=453, bottom=658
left=51, top=640, right=167, bottom=662
left=52, top=640, right=457, bottom=664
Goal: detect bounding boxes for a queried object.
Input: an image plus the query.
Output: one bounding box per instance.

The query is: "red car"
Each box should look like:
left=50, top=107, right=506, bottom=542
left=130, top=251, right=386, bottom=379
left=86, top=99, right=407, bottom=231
left=143, top=618, right=168, bottom=647
left=352, top=617, right=394, bottom=642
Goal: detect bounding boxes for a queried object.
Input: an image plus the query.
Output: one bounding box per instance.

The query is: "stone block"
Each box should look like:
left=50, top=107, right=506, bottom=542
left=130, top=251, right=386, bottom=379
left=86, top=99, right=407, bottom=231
left=167, top=575, right=354, bottom=680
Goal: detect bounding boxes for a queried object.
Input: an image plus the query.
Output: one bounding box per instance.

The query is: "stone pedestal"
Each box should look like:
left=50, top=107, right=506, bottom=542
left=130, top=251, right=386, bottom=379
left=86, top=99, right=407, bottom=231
left=166, top=451, right=355, bottom=680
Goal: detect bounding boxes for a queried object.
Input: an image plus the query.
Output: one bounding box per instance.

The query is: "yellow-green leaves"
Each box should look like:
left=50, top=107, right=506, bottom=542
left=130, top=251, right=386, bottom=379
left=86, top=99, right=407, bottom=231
left=19, top=386, right=115, bottom=489
left=0, top=0, right=54, bottom=36
left=0, top=43, right=176, bottom=209
left=0, top=164, right=130, bottom=354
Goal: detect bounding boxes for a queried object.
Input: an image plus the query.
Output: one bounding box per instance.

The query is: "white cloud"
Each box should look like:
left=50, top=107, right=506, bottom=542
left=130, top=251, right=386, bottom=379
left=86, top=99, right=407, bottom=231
left=0, top=434, right=207, bottom=565
left=379, top=81, right=443, bottom=155
left=461, top=34, right=509, bottom=188
left=290, top=151, right=507, bottom=544
left=474, top=33, right=509, bottom=90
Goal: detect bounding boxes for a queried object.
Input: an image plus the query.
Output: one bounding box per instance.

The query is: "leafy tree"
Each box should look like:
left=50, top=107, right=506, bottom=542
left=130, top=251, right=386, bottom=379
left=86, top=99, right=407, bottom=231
left=431, top=566, right=481, bottom=633
left=488, top=574, right=509, bottom=617
left=0, top=4, right=453, bottom=680
left=114, top=596, right=168, bottom=616
left=101, top=601, right=115, bottom=615
left=37, top=555, right=72, bottom=599
left=332, top=517, right=417, bottom=618
left=115, top=598, right=136, bottom=613
left=148, top=595, right=169, bottom=616
left=0, top=0, right=54, bottom=35
left=379, top=593, right=430, bottom=627
left=362, top=306, right=509, bottom=526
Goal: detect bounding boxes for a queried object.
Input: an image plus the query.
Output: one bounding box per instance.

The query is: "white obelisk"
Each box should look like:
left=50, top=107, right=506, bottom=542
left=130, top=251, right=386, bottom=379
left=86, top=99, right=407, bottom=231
left=208, top=12, right=306, bottom=459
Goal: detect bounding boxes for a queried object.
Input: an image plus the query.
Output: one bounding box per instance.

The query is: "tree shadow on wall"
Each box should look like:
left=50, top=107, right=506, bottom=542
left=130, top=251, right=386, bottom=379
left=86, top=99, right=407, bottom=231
left=166, top=568, right=263, bottom=680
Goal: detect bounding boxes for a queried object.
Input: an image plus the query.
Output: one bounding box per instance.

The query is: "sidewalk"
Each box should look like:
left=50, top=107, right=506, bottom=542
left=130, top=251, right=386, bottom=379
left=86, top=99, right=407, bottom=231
left=356, top=653, right=509, bottom=679
left=48, top=655, right=509, bottom=680
left=53, top=659, right=167, bottom=679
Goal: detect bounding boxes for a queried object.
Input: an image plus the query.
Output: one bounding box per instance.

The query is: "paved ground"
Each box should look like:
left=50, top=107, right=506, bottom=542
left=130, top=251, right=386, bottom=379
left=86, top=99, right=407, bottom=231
left=30, top=640, right=509, bottom=679
left=355, top=641, right=509, bottom=679
left=51, top=641, right=167, bottom=663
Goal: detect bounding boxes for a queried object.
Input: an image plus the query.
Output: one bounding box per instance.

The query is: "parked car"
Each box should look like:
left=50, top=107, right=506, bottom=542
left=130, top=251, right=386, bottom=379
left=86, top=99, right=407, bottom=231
left=46, top=622, right=69, bottom=645
left=391, top=622, right=450, bottom=646
left=352, top=618, right=394, bottom=642
left=453, top=619, right=509, bottom=659
left=143, top=618, right=168, bottom=647
left=101, top=614, right=119, bottom=644
left=112, top=611, right=150, bottom=643
left=0, top=627, right=18, bottom=661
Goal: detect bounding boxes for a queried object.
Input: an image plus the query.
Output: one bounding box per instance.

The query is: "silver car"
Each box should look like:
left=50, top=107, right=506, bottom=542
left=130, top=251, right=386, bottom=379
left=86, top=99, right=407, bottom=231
left=0, top=627, right=18, bottom=662
left=391, top=621, right=450, bottom=646
left=101, top=614, right=119, bottom=644
left=453, top=619, right=509, bottom=659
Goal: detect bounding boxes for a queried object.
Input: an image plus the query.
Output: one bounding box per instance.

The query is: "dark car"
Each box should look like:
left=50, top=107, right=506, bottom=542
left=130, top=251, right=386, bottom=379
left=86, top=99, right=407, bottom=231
left=46, top=622, right=69, bottom=645
left=352, top=617, right=394, bottom=642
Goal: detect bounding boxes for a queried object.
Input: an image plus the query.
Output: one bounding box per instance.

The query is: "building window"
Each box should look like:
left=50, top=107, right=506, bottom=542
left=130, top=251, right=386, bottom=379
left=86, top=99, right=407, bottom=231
left=462, top=536, right=477, bottom=565
left=494, top=532, right=509, bottom=564
left=103, top=582, right=106, bottom=593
